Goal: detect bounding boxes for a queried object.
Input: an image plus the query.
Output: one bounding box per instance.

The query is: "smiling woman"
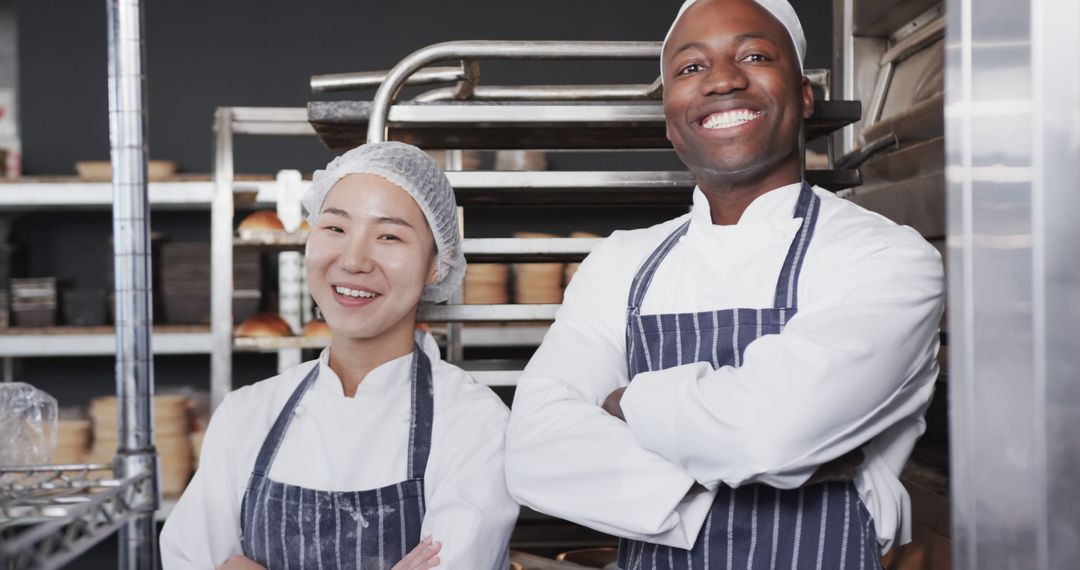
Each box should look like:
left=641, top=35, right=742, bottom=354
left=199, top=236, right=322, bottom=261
left=160, top=143, right=518, bottom=570
left=306, top=173, right=440, bottom=368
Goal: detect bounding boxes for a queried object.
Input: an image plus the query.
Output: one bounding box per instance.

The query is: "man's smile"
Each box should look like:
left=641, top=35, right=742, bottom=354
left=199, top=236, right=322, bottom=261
left=700, top=108, right=764, bottom=130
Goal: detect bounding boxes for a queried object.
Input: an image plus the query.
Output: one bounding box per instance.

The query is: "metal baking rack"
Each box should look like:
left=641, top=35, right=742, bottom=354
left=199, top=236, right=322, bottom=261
left=209, top=40, right=861, bottom=410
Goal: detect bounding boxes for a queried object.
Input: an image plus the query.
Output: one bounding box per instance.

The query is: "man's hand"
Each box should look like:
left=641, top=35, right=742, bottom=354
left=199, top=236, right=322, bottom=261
left=392, top=536, right=442, bottom=570
left=806, top=449, right=864, bottom=485
left=602, top=387, right=627, bottom=421
left=218, top=555, right=265, bottom=570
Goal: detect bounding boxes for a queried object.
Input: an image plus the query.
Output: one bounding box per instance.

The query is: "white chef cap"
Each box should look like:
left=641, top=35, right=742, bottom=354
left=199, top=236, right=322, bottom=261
left=303, top=141, right=465, bottom=304
left=661, top=0, right=806, bottom=80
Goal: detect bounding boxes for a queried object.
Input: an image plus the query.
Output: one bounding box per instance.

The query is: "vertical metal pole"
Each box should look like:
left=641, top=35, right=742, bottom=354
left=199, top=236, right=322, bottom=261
left=445, top=151, right=464, bottom=363
left=210, top=108, right=234, bottom=411
left=947, top=0, right=1080, bottom=568
left=833, top=0, right=856, bottom=155
left=106, top=0, right=158, bottom=567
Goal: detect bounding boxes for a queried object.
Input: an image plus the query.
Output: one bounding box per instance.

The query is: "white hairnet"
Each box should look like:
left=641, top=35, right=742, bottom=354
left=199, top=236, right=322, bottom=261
left=303, top=141, right=465, bottom=304
left=662, top=0, right=806, bottom=80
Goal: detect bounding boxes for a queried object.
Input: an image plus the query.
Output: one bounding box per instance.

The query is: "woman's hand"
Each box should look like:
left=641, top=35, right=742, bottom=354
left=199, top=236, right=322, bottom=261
left=218, top=555, right=266, bottom=570
left=392, top=536, right=442, bottom=569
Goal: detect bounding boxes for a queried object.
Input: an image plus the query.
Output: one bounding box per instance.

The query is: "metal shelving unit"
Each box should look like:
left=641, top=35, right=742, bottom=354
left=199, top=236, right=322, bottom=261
left=0, top=179, right=282, bottom=211
left=208, top=40, right=862, bottom=410
left=0, top=326, right=211, bottom=357
left=1, top=1, right=162, bottom=566
left=0, top=466, right=154, bottom=569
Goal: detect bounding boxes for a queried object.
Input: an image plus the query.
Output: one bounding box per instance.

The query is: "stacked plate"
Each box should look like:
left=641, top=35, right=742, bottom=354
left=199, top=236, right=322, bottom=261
left=513, top=233, right=564, bottom=305
left=464, top=264, right=510, bottom=305
left=52, top=418, right=91, bottom=464
left=88, top=394, right=192, bottom=497
left=10, top=278, right=58, bottom=327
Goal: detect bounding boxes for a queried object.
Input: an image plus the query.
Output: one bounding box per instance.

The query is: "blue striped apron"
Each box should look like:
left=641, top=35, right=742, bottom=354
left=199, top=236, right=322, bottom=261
left=617, top=183, right=881, bottom=570
left=240, top=344, right=433, bottom=569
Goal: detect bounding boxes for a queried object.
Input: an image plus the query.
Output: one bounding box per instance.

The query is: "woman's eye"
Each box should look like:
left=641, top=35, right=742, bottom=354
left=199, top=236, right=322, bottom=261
left=323, top=225, right=344, bottom=234
left=678, top=63, right=703, bottom=76
left=378, top=234, right=401, bottom=242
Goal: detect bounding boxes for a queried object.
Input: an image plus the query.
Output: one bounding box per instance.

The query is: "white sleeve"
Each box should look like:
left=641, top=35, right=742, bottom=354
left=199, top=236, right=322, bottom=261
left=620, top=229, right=945, bottom=490
left=506, top=237, right=716, bottom=549
left=160, top=395, right=245, bottom=569
left=419, top=395, right=518, bottom=569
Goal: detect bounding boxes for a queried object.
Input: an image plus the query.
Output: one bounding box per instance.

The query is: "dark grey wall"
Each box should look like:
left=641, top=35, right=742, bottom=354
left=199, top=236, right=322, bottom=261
left=17, top=0, right=831, bottom=175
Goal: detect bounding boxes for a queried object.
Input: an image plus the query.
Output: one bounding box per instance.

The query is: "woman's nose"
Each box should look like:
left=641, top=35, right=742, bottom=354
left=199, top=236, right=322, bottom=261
left=340, top=236, right=375, bottom=273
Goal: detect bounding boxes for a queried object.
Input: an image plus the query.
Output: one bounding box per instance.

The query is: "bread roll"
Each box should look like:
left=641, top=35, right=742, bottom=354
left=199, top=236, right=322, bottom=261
left=302, top=320, right=331, bottom=338
left=238, top=210, right=285, bottom=232
left=236, top=313, right=294, bottom=337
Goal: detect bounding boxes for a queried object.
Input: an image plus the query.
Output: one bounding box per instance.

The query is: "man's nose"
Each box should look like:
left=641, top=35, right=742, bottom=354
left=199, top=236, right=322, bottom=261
left=702, top=59, right=749, bottom=96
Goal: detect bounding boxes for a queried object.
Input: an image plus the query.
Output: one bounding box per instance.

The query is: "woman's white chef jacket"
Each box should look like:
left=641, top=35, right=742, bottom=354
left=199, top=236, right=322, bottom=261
left=161, top=332, right=519, bottom=568
left=506, top=184, right=945, bottom=554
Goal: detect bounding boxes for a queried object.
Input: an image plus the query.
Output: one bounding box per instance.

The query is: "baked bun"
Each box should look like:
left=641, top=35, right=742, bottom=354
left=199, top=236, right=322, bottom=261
left=236, top=313, right=294, bottom=337
left=238, top=210, right=285, bottom=232
left=302, top=320, right=331, bottom=338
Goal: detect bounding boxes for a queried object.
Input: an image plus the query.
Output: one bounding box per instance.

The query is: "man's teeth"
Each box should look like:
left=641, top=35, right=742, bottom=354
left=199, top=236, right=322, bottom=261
left=335, top=286, right=377, bottom=298
left=702, top=110, right=761, bottom=129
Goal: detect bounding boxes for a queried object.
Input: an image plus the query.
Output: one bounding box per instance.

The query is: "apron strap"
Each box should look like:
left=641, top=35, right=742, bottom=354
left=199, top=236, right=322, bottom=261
left=250, top=363, right=320, bottom=478
left=624, top=221, right=690, bottom=374
left=626, top=220, right=692, bottom=314
left=772, top=181, right=821, bottom=310
left=407, top=344, right=435, bottom=480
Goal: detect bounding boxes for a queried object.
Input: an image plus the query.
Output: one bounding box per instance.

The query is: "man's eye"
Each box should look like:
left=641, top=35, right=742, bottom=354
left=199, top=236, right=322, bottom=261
left=678, top=63, right=704, bottom=76
left=742, top=53, right=769, bottom=63
left=323, top=225, right=344, bottom=233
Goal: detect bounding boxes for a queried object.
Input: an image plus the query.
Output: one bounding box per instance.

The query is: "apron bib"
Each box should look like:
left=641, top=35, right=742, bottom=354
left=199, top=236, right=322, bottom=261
left=240, top=345, right=434, bottom=569
left=618, top=183, right=880, bottom=570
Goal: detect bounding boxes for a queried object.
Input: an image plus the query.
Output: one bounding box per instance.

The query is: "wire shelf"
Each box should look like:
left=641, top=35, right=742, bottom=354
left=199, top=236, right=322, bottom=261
left=0, top=464, right=156, bottom=570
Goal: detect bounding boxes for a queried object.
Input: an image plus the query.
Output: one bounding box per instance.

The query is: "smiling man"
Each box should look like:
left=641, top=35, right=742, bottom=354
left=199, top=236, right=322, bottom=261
left=505, top=0, right=945, bottom=568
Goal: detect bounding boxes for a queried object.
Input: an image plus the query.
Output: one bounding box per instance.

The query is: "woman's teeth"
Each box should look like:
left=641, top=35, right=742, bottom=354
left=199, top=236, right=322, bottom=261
left=335, top=286, right=377, bottom=298
left=702, top=109, right=761, bottom=129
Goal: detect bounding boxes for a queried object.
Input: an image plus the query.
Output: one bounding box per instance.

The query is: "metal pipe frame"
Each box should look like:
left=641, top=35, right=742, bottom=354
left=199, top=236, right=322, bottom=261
left=210, top=108, right=319, bottom=411
left=947, top=0, right=1080, bottom=567
left=366, top=40, right=662, bottom=143
left=311, top=65, right=467, bottom=94
left=106, top=0, right=158, bottom=566
left=411, top=78, right=664, bottom=103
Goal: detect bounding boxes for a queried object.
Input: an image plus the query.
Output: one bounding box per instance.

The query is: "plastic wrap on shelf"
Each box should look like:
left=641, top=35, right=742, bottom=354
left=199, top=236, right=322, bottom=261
left=0, top=383, right=58, bottom=466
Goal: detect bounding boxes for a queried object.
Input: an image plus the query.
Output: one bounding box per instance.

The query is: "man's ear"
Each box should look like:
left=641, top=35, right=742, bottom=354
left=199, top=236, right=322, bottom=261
left=801, top=76, right=815, bottom=120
